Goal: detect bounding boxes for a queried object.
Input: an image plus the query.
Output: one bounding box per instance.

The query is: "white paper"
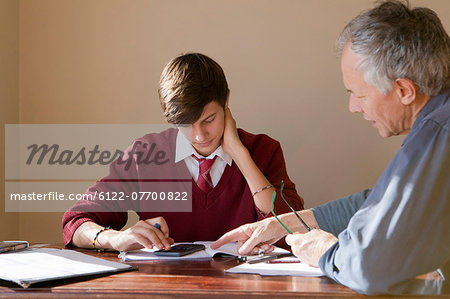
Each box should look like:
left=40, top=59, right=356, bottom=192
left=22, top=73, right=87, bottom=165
left=203, top=241, right=240, bottom=256
left=225, top=260, right=324, bottom=277
left=0, top=248, right=132, bottom=288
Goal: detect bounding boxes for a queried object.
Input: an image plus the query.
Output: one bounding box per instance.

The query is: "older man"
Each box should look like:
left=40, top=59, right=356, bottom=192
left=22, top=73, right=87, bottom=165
left=212, top=0, right=449, bottom=295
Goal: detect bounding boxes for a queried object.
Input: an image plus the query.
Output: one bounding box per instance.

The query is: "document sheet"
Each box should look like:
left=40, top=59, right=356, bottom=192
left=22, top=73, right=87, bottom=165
left=225, top=259, right=324, bottom=277
left=0, top=248, right=133, bottom=288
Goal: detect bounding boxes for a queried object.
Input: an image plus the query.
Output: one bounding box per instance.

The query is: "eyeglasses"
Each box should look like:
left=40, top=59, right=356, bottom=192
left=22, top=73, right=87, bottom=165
left=270, top=180, right=312, bottom=234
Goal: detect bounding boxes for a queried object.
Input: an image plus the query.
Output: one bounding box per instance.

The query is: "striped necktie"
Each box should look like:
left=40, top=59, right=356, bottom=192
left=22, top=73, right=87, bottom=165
left=192, top=155, right=217, bottom=193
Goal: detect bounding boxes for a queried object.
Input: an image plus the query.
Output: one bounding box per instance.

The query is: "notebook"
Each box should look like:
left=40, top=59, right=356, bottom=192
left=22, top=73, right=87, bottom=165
left=119, top=241, right=290, bottom=261
left=0, top=247, right=133, bottom=288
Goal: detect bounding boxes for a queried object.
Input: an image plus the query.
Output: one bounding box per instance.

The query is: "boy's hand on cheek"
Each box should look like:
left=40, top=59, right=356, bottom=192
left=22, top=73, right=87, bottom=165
left=222, top=107, right=244, bottom=157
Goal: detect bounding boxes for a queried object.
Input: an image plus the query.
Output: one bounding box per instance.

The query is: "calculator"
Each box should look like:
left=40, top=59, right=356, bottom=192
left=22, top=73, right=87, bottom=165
left=153, top=244, right=206, bottom=257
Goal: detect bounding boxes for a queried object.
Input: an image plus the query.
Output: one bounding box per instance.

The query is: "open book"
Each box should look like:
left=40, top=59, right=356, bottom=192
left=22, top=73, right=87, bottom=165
left=119, top=241, right=290, bottom=261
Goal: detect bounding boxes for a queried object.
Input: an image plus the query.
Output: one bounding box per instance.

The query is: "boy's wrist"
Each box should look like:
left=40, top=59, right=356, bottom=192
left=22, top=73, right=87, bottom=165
left=96, top=229, right=120, bottom=250
left=227, top=142, right=248, bottom=161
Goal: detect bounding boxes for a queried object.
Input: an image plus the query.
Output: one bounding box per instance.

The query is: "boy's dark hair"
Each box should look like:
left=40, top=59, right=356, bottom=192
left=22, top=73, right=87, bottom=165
left=158, top=53, right=229, bottom=124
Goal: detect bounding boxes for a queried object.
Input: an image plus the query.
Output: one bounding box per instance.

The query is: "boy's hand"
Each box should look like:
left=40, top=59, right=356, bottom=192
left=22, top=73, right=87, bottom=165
left=222, top=106, right=244, bottom=158
left=109, top=216, right=174, bottom=252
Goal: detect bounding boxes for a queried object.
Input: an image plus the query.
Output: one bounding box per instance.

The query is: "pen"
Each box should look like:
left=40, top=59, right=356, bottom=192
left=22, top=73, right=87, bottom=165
left=267, top=260, right=300, bottom=264
left=238, top=250, right=265, bottom=262
left=267, top=255, right=300, bottom=264
left=239, top=253, right=294, bottom=264
left=247, top=255, right=280, bottom=264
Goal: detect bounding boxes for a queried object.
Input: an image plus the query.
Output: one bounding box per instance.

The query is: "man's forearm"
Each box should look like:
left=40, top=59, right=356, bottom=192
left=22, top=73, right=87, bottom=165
left=278, top=209, right=319, bottom=234
left=311, top=189, right=370, bottom=236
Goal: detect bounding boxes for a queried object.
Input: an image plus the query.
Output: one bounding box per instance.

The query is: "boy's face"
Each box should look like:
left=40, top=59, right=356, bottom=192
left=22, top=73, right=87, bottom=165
left=181, top=101, right=225, bottom=156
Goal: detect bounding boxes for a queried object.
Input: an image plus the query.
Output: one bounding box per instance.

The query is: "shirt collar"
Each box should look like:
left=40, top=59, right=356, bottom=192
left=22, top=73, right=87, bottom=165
left=402, top=88, right=450, bottom=146
left=413, top=89, right=450, bottom=126
left=174, top=129, right=233, bottom=165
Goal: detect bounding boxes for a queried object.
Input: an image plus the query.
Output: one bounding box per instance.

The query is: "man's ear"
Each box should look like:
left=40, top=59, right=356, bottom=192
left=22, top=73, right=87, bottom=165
left=394, top=78, right=417, bottom=105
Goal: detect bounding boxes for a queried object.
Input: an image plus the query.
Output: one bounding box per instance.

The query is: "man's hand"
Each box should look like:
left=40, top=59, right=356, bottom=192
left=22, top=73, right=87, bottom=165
left=211, top=217, right=286, bottom=255
left=285, top=229, right=338, bottom=267
left=108, top=216, right=174, bottom=252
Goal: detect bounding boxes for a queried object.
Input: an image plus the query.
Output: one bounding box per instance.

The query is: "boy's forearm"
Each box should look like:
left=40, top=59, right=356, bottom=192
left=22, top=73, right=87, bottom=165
left=230, top=144, right=274, bottom=214
left=72, top=221, right=118, bottom=250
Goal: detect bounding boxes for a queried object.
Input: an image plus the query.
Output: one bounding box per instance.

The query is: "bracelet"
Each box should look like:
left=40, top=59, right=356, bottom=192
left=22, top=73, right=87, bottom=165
left=93, top=226, right=111, bottom=253
left=252, top=184, right=273, bottom=197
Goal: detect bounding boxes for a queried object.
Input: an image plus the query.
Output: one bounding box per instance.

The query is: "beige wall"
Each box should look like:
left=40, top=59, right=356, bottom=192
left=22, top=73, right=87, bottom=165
left=3, top=0, right=449, bottom=243
left=0, top=0, right=19, bottom=240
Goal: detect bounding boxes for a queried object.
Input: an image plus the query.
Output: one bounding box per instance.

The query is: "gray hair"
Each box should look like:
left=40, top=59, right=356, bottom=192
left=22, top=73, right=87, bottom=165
left=336, top=0, right=450, bottom=96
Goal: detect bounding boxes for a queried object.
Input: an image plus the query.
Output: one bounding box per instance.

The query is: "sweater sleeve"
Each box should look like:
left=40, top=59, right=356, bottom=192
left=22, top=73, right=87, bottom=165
left=62, top=141, right=142, bottom=246
left=311, top=189, right=371, bottom=236
left=318, top=120, right=450, bottom=295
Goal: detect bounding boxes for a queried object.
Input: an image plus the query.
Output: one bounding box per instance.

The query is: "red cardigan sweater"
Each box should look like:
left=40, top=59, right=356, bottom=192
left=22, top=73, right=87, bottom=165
left=62, top=128, right=304, bottom=245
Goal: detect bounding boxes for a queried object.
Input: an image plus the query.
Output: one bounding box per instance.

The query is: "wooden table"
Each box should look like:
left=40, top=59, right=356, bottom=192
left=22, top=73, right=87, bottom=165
left=0, top=246, right=448, bottom=298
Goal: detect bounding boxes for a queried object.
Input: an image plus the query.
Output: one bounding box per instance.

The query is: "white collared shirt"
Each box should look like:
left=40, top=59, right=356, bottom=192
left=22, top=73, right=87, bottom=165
left=174, top=130, right=233, bottom=187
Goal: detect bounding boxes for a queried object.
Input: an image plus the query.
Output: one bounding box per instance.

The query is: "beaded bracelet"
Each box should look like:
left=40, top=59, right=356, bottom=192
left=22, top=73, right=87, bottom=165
left=93, top=226, right=111, bottom=253
left=252, top=184, right=273, bottom=197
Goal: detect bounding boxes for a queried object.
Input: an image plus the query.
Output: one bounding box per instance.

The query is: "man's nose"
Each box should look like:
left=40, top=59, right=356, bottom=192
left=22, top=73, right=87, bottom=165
left=348, top=96, right=362, bottom=113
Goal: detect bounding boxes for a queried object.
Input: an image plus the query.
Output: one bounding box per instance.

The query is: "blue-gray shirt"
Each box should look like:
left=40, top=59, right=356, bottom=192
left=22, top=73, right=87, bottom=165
left=312, top=89, right=450, bottom=295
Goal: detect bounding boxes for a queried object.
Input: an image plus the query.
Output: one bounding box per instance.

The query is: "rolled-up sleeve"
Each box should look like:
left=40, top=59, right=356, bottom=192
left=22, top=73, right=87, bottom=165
left=312, top=189, right=370, bottom=236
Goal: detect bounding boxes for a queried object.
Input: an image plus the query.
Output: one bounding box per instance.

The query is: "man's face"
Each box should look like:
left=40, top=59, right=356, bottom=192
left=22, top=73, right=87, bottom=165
left=341, top=44, right=411, bottom=138
left=180, top=101, right=225, bottom=156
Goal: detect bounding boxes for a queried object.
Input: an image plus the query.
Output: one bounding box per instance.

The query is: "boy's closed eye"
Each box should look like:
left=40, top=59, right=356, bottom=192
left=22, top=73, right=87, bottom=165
left=203, top=115, right=216, bottom=124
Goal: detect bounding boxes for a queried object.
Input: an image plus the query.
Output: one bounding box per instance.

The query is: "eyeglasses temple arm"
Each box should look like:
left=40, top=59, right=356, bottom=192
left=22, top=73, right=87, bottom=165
left=279, top=181, right=312, bottom=232
left=270, top=190, right=293, bottom=234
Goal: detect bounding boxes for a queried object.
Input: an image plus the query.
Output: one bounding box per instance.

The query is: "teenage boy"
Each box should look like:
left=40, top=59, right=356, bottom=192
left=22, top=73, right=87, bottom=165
left=62, top=53, right=304, bottom=252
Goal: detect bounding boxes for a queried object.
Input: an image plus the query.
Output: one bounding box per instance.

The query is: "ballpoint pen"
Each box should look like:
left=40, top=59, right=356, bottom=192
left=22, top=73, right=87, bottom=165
left=237, top=250, right=265, bottom=262
left=238, top=253, right=294, bottom=264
